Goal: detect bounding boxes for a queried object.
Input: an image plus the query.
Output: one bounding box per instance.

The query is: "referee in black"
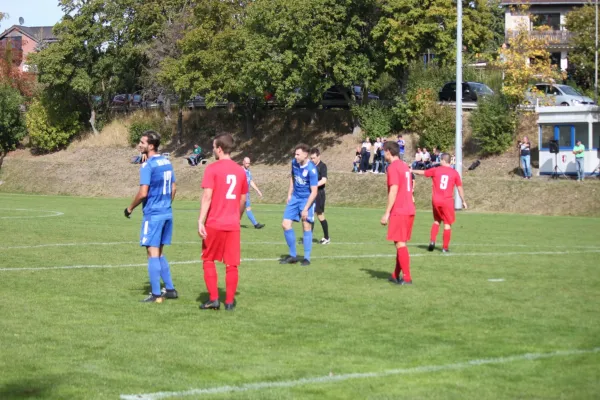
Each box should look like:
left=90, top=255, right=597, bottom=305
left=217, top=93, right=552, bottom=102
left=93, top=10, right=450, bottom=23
left=310, top=148, right=330, bottom=244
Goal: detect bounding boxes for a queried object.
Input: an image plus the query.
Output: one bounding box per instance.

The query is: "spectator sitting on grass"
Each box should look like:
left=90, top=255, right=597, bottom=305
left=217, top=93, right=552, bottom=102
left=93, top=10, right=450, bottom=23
left=411, top=148, right=424, bottom=170
left=187, top=144, right=203, bottom=166
left=353, top=146, right=361, bottom=172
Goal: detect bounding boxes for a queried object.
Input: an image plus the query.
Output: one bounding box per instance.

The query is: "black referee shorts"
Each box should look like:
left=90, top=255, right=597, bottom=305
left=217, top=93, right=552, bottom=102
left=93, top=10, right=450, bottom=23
left=315, top=190, right=326, bottom=214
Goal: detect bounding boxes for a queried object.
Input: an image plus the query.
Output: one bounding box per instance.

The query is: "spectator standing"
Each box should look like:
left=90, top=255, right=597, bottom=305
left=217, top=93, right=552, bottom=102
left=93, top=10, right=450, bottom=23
left=519, top=137, right=532, bottom=179
left=397, top=135, right=406, bottom=160
left=380, top=139, right=388, bottom=173
left=360, top=138, right=372, bottom=174
left=573, top=139, right=585, bottom=181
left=372, top=137, right=383, bottom=173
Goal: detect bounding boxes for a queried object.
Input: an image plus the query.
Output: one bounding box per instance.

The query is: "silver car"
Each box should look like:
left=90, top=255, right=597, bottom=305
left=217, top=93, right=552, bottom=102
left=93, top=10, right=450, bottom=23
left=525, top=83, right=595, bottom=106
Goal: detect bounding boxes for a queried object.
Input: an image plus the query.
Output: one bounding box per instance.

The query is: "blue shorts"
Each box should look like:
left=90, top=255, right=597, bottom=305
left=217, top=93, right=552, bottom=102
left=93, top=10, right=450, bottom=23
left=245, top=193, right=251, bottom=208
left=140, top=215, right=173, bottom=247
left=283, top=196, right=315, bottom=223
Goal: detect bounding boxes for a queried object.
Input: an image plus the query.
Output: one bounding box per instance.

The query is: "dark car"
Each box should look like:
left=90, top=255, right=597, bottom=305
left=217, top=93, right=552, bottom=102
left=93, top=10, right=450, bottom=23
left=438, top=82, right=494, bottom=102
left=322, top=86, right=380, bottom=109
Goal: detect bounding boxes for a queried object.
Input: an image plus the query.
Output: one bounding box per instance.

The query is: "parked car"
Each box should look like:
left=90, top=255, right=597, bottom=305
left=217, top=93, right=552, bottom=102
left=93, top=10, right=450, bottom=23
left=187, top=95, right=229, bottom=109
left=524, top=83, right=595, bottom=106
left=438, top=82, right=494, bottom=102
left=321, top=86, right=380, bottom=109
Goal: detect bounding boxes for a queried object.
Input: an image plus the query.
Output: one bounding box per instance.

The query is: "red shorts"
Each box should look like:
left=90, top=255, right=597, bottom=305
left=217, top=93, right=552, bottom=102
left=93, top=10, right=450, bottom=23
left=387, top=214, right=415, bottom=243
left=201, top=227, right=241, bottom=266
left=432, top=202, right=455, bottom=225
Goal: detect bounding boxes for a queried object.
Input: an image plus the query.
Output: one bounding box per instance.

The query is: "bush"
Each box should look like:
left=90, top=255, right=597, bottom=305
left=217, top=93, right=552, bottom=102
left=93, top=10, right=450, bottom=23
left=351, top=102, right=395, bottom=140
left=470, top=94, right=516, bottom=155
left=0, top=84, right=27, bottom=158
left=128, top=112, right=171, bottom=147
left=26, top=98, right=82, bottom=152
left=415, top=101, right=456, bottom=151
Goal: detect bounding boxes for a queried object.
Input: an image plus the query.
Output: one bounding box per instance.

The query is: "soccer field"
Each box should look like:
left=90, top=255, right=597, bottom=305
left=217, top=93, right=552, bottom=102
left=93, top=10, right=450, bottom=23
left=0, top=193, right=599, bottom=400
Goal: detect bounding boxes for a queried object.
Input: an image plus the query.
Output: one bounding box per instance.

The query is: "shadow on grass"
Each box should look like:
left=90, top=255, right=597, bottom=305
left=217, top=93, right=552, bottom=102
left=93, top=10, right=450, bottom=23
left=360, top=268, right=391, bottom=280
left=195, top=288, right=240, bottom=303
left=0, top=379, right=54, bottom=399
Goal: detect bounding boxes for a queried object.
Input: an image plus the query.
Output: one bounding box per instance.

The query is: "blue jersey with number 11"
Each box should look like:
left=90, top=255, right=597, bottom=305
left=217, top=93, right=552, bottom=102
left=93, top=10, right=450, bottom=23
left=140, top=155, right=176, bottom=217
left=291, top=159, right=318, bottom=199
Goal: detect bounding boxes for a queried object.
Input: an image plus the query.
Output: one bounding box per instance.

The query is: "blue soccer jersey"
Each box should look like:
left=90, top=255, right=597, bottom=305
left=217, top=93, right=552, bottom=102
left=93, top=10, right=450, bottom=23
left=244, top=168, right=252, bottom=194
left=140, top=155, right=176, bottom=218
left=291, top=159, right=318, bottom=198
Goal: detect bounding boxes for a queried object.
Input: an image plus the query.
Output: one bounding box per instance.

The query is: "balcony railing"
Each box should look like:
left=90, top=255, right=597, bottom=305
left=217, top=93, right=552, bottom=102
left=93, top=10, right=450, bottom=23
left=505, top=30, right=574, bottom=46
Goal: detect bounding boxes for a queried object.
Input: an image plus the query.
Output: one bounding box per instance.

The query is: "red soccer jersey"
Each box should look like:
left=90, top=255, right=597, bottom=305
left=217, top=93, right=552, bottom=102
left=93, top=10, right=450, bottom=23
left=424, top=166, right=462, bottom=205
left=201, top=159, right=249, bottom=231
left=387, top=159, right=416, bottom=216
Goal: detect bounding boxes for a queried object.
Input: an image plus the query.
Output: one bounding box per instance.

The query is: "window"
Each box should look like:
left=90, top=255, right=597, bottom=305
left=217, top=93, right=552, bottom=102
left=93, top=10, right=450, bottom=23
left=550, top=53, right=561, bottom=66
left=532, top=13, right=561, bottom=30
left=547, top=85, right=560, bottom=96
left=541, top=124, right=554, bottom=148
left=593, top=123, right=600, bottom=149
left=574, top=123, right=589, bottom=147
left=557, top=125, right=572, bottom=148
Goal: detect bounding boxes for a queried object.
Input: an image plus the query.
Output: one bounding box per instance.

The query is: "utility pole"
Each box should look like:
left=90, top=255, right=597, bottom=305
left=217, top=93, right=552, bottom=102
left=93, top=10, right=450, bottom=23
left=455, top=0, right=463, bottom=210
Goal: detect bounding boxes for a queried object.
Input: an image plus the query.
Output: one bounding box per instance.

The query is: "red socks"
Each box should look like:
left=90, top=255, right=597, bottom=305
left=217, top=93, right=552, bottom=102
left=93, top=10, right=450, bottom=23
left=396, top=246, right=411, bottom=282
left=202, top=261, right=219, bottom=301
left=443, top=229, right=451, bottom=250
left=225, top=265, right=238, bottom=304
left=430, top=223, right=440, bottom=243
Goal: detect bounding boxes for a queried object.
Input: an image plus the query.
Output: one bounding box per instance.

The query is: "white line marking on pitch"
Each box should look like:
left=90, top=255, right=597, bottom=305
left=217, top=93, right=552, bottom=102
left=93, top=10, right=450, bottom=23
left=1, top=250, right=599, bottom=272
left=120, top=347, right=600, bottom=400
left=488, top=279, right=505, bottom=282
left=0, top=208, right=64, bottom=219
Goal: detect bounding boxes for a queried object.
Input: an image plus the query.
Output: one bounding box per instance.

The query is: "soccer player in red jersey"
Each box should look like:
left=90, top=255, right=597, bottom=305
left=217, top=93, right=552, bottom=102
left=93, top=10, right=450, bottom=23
left=197, top=134, right=248, bottom=311
left=381, top=141, right=415, bottom=285
left=413, top=153, right=467, bottom=253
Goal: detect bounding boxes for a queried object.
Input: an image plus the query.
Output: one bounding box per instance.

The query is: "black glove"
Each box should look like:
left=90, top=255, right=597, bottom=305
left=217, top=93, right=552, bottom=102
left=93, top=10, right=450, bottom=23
left=124, top=207, right=132, bottom=218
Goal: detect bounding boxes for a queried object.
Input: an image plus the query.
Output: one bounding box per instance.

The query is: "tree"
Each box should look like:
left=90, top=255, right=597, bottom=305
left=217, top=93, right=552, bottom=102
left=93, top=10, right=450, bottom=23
left=0, top=41, right=36, bottom=98
left=0, top=84, right=26, bottom=168
left=565, top=4, right=597, bottom=95
left=470, top=94, right=516, bottom=155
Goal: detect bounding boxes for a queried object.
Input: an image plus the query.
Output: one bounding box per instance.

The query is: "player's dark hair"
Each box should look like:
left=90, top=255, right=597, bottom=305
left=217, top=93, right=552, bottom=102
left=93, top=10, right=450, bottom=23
left=142, top=130, right=161, bottom=151
left=383, top=140, right=399, bottom=157
left=440, top=153, right=451, bottom=163
left=310, top=147, right=320, bottom=156
left=214, top=133, right=235, bottom=154
left=295, top=143, right=310, bottom=154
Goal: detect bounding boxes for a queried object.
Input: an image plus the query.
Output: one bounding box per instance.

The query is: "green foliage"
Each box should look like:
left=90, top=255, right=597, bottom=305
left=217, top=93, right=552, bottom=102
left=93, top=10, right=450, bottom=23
left=565, top=5, right=597, bottom=96
left=414, top=101, right=456, bottom=151
left=0, top=84, right=26, bottom=157
left=470, top=94, right=516, bottom=155
left=128, top=113, right=171, bottom=147
left=351, top=103, right=395, bottom=140
left=26, top=98, right=81, bottom=152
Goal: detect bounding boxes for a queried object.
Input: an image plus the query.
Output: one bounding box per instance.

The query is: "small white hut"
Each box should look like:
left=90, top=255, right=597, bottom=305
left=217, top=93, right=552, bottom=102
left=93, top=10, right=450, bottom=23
left=537, top=106, right=600, bottom=177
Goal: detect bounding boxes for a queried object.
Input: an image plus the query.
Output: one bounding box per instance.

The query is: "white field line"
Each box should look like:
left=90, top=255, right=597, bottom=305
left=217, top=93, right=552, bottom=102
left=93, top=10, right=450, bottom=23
left=2, top=241, right=600, bottom=251
left=120, top=347, right=600, bottom=400
left=0, top=208, right=64, bottom=219
left=1, top=249, right=600, bottom=272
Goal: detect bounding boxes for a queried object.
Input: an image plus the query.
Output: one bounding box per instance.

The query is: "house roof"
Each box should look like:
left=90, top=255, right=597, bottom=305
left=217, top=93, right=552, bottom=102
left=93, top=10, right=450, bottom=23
left=0, top=25, right=57, bottom=43
left=501, top=0, right=589, bottom=4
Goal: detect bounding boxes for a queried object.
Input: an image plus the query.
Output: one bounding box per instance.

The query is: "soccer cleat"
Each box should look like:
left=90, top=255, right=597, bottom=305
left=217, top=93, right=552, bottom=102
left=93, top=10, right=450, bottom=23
left=162, top=289, right=179, bottom=299
left=254, top=223, right=265, bottom=229
left=442, top=249, right=450, bottom=254
left=428, top=242, right=435, bottom=252
left=141, top=294, right=164, bottom=303
left=397, top=278, right=413, bottom=285
left=297, top=238, right=304, bottom=245
left=279, top=255, right=298, bottom=264
left=200, top=299, right=220, bottom=310
left=388, top=275, right=400, bottom=284
left=320, top=238, right=331, bottom=245
left=225, top=303, right=235, bottom=311
left=301, top=259, right=311, bottom=266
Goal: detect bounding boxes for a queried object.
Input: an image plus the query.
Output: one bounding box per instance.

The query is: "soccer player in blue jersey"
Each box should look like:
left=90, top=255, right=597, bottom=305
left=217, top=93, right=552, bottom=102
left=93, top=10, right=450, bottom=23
left=280, top=144, right=319, bottom=266
left=242, top=157, right=265, bottom=229
left=124, top=131, right=178, bottom=303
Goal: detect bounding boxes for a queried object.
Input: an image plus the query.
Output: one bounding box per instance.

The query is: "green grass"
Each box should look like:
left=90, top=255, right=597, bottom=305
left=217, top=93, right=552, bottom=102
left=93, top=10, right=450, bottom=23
left=0, top=193, right=599, bottom=400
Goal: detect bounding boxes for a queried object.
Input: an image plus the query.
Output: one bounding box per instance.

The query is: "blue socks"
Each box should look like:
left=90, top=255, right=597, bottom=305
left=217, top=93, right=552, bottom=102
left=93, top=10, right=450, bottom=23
left=284, top=229, right=297, bottom=257
left=303, top=230, right=313, bottom=261
left=147, top=257, right=162, bottom=296
left=246, top=209, right=258, bottom=226
left=159, top=256, right=174, bottom=290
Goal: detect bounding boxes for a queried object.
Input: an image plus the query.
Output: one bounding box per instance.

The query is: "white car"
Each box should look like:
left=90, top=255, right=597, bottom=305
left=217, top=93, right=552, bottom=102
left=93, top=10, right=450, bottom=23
left=525, top=84, right=595, bottom=106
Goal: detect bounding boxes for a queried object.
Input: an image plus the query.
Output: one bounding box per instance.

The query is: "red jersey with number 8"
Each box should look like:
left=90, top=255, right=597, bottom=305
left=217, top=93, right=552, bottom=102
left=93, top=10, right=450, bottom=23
left=424, top=166, right=462, bottom=206
left=201, top=159, right=248, bottom=231
left=387, top=159, right=416, bottom=216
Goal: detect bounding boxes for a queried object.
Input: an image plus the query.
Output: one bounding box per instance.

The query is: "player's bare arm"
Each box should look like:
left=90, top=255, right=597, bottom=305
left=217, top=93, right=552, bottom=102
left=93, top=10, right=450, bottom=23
left=286, top=177, right=293, bottom=204
left=198, top=188, right=213, bottom=239
left=171, top=182, right=177, bottom=203
left=457, top=185, right=467, bottom=209
left=317, top=176, right=327, bottom=187
left=381, top=184, right=398, bottom=225
left=125, top=184, right=149, bottom=217
left=301, top=185, right=318, bottom=221
left=251, top=181, right=263, bottom=197
left=411, top=169, right=426, bottom=176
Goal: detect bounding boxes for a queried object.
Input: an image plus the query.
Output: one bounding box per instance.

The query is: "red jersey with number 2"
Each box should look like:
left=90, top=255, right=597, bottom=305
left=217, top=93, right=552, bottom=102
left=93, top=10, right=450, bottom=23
left=424, top=166, right=462, bottom=206
left=201, top=159, right=248, bottom=231
left=387, top=159, right=416, bottom=216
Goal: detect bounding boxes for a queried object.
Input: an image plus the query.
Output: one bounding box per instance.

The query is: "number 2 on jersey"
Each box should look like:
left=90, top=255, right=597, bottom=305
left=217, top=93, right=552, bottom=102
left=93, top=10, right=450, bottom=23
left=226, top=174, right=237, bottom=199
left=440, top=175, right=449, bottom=190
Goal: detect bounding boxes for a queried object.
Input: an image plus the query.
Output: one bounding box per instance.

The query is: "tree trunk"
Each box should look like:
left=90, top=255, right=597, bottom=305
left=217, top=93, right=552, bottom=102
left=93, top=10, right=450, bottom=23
left=177, top=106, right=183, bottom=145
left=244, top=99, right=257, bottom=138
left=89, top=109, right=99, bottom=135
left=0, top=152, right=5, bottom=170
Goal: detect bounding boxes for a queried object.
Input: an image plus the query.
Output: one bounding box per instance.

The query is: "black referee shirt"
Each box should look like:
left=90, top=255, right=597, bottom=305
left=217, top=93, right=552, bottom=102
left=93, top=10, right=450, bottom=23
left=316, top=161, right=327, bottom=191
